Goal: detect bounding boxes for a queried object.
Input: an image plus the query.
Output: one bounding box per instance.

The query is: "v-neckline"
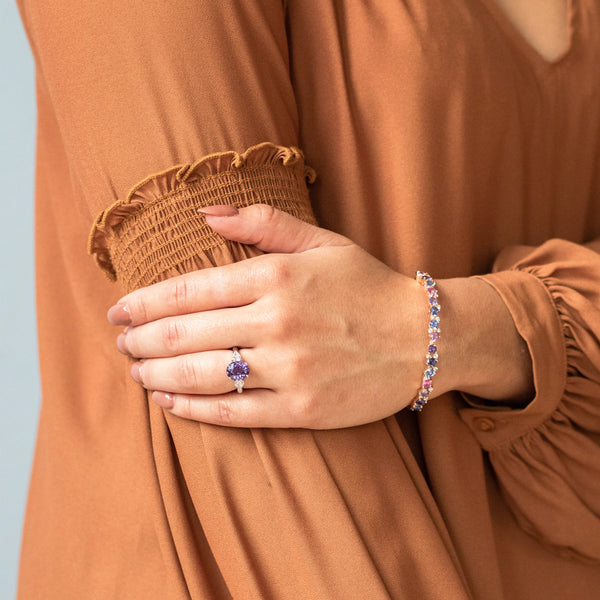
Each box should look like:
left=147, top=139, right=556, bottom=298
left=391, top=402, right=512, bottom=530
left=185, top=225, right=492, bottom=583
left=477, top=0, right=577, bottom=72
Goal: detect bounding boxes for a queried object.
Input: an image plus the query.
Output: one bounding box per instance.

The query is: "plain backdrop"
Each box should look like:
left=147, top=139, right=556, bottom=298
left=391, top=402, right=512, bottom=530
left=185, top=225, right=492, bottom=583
left=0, top=2, right=39, bottom=598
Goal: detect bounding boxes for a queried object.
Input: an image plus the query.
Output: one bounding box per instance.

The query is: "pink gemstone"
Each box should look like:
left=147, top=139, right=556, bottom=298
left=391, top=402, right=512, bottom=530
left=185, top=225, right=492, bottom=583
left=423, top=380, right=432, bottom=389
left=427, top=287, right=436, bottom=293
left=430, top=332, right=439, bottom=341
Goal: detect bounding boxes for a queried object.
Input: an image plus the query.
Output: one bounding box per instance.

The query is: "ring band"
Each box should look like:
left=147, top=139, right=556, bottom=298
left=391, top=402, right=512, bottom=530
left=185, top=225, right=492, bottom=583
left=226, top=347, right=250, bottom=393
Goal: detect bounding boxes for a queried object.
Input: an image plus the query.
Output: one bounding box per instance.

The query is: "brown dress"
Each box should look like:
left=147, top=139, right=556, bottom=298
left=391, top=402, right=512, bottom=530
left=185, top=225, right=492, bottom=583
left=16, top=1, right=600, bottom=598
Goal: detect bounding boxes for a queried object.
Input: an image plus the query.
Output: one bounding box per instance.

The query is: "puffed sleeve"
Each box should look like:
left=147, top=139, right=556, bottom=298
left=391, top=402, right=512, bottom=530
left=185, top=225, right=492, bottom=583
left=459, top=238, right=600, bottom=562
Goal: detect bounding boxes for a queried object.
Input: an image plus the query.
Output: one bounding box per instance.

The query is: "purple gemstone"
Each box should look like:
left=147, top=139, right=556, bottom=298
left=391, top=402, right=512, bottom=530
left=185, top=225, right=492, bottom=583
left=429, top=296, right=437, bottom=304
left=430, top=331, right=439, bottom=341
left=227, top=360, right=249, bottom=381
left=420, top=389, right=430, bottom=397
left=428, top=345, right=437, bottom=354
left=427, top=357, right=438, bottom=367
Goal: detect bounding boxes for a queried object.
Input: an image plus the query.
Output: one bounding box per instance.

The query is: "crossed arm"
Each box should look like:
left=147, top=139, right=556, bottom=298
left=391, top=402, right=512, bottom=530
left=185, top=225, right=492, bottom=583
left=108, top=203, right=534, bottom=429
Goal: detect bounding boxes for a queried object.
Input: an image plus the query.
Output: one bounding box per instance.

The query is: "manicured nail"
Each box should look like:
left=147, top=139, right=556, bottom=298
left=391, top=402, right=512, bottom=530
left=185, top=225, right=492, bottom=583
left=107, top=303, right=132, bottom=326
left=116, top=332, right=128, bottom=355
left=130, top=362, right=143, bottom=384
left=198, top=204, right=239, bottom=217
left=152, top=391, right=174, bottom=409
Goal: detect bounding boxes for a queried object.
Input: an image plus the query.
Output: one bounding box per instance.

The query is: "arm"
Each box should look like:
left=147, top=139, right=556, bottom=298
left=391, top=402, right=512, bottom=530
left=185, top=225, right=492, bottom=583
left=458, top=238, right=600, bottom=563
left=115, top=214, right=600, bottom=562
left=111, top=204, right=534, bottom=427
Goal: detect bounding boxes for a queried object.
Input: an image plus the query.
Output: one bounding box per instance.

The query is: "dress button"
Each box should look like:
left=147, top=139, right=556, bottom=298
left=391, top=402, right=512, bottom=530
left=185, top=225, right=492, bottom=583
left=474, top=417, right=496, bottom=432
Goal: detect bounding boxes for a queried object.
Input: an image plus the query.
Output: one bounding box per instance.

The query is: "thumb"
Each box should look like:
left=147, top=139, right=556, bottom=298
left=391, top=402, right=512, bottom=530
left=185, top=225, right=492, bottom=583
left=198, top=204, right=351, bottom=253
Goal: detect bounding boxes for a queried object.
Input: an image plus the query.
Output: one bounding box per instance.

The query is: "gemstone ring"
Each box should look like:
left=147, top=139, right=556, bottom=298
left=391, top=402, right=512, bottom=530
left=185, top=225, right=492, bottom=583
left=226, top=347, right=250, bottom=393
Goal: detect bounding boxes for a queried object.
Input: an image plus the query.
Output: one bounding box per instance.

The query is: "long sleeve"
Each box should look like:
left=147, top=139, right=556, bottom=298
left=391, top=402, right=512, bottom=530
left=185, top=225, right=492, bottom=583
left=460, top=238, right=600, bottom=562
left=18, top=2, right=473, bottom=598
left=20, top=0, right=600, bottom=596
left=21, top=1, right=318, bottom=293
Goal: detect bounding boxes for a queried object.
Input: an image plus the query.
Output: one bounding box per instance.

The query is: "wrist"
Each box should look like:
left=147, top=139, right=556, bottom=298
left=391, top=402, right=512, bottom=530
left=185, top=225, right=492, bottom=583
left=434, top=276, right=534, bottom=406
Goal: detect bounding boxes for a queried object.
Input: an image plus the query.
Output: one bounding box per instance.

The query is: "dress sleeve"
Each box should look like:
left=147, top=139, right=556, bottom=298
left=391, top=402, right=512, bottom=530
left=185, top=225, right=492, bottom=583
left=21, top=0, right=316, bottom=289
left=459, top=238, right=600, bottom=562
left=88, top=143, right=316, bottom=293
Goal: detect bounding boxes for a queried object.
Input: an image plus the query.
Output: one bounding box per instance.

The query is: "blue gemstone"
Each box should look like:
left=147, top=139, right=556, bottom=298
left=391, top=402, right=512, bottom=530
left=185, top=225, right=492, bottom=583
left=426, top=279, right=434, bottom=287
left=425, top=368, right=435, bottom=378
left=430, top=306, right=440, bottom=316
left=429, top=319, right=439, bottom=328
left=227, top=360, right=249, bottom=381
left=427, top=357, right=438, bottom=367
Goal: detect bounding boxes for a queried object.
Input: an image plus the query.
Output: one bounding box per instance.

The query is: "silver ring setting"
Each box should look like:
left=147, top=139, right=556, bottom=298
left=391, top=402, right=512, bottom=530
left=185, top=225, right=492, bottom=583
left=226, top=347, right=250, bottom=393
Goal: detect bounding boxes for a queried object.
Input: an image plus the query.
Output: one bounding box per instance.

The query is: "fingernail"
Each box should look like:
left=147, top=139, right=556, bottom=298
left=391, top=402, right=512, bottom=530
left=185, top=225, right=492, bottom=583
left=116, top=332, right=128, bottom=355
left=107, top=303, right=132, bottom=326
left=153, top=391, right=174, bottom=409
left=131, top=362, right=143, bottom=384
left=198, top=204, right=239, bottom=217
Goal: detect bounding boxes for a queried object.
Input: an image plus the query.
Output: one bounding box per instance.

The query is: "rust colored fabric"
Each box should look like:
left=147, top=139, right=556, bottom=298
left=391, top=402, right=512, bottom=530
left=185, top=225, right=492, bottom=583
left=16, top=1, right=600, bottom=598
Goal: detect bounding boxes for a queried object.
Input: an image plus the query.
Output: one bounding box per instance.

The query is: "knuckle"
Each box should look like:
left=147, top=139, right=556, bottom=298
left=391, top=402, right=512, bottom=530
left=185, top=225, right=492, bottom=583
left=271, top=257, right=292, bottom=285
left=180, top=395, right=193, bottom=420
left=290, top=391, right=317, bottom=428
left=215, top=398, right=234, bottom=425
left=255, top=254, right=291, bottom=286
left=171, top=277, right=196, bottom=312
left=176, top=356, right=201, bottom=390
left=251, top=202, right=277, bottom=225
left=161, top=318, right=186, bottom=351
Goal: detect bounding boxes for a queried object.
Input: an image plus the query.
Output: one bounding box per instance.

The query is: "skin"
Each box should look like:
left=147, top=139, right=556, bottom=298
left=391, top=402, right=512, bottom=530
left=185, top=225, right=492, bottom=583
left=493, top=0, right=570, bottom=63
left=108, top=204, right=534, bottom=429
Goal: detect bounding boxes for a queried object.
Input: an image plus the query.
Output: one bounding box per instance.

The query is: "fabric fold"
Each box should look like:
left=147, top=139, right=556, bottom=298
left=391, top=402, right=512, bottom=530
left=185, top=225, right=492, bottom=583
left=88, top=142, right=317, bottom=292
left=460, top=239, right=600, bottom=562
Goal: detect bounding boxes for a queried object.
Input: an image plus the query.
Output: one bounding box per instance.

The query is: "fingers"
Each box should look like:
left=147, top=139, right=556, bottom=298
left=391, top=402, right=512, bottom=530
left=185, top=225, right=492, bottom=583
left=118, top=305, right=262, bottom=358
left=108, top=258, right=269, bottom=326
left=152, top=389, right=299, bottom=428
left=201, top=204, right=351, bottom=253
left=132, top=348, right=270, bottom=395
left=107, top=206, right=351, bottom=327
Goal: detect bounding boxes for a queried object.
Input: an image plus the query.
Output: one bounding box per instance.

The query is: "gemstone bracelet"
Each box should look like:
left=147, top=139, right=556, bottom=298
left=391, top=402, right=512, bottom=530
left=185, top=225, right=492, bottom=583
left=410, top=271, right=440, bottom=411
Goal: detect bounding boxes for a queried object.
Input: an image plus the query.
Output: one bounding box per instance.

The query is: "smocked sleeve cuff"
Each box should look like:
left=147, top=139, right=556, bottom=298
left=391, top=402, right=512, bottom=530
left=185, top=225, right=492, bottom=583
left=459, top=240, right=600, bottom=562
left=88, top=143, right=317, bottom=292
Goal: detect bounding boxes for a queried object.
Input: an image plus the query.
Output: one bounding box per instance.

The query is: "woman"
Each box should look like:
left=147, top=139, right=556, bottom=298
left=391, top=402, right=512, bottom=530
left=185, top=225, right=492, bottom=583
left=17, top=0, right=600, bottom=598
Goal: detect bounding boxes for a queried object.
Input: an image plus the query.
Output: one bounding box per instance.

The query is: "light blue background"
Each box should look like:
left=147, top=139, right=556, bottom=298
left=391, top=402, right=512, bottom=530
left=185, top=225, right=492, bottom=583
left=0, top=2, right=39, bottom=598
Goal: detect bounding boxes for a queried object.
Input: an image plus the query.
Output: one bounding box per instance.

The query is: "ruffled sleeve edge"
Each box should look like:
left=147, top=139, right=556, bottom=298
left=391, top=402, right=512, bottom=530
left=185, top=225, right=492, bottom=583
left=87, top=142, right=316, bottom=280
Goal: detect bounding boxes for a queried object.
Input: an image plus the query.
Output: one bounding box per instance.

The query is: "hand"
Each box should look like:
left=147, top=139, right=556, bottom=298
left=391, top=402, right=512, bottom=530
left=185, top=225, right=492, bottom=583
left=107, top=204, right=430, bottom=429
